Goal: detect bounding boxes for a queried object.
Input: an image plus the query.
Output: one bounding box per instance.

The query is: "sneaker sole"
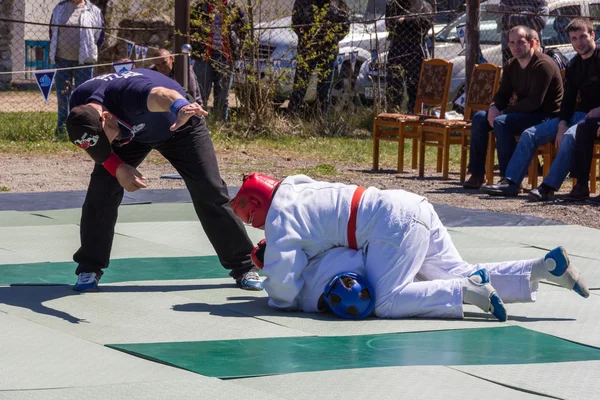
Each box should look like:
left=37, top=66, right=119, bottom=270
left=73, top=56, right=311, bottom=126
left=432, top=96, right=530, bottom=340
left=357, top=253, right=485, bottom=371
left=240, top=284, right=264, bottom=291
left=239, top=280, right=264, bottom=291
left=490, top=293, right=508, bottom=322
left=73, top=284, right=99, bottom=293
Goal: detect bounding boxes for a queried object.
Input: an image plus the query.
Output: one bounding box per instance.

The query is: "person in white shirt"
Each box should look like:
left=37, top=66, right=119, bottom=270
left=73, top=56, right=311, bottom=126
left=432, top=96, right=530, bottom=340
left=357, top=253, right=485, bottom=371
left=230, top=173, right=590, bottom=321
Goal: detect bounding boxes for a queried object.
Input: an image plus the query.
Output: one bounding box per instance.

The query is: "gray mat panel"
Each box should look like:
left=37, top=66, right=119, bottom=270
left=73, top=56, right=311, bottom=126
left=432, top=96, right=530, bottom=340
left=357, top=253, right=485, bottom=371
left=0, top=313, right=201, bottom=390
left=234, top=366, right=546, bottom=400
left=452, top=360, right=600, bottom=400
left=0, top=379, right=282, bottom=400
left=0, top=280, right=308, bottom=344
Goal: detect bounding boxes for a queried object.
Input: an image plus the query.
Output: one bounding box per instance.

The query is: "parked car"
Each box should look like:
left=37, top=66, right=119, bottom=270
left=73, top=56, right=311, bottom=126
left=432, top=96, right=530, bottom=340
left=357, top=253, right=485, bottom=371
left=233, top=0, right=453, bottom=106
left=235, top=0, right=599, bottom=109
left=357, top=0, right=599, bottom=107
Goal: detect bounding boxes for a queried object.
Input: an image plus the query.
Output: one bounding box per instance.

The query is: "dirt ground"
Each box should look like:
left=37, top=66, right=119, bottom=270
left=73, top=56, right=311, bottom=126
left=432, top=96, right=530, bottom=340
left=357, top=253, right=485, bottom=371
left=2, top=145, right=600, bottom=229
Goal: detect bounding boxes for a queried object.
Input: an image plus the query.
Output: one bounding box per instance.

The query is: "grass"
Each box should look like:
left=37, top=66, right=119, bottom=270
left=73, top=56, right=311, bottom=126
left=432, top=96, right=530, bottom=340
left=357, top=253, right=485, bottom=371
left=0, top=111, right=465, bottom=171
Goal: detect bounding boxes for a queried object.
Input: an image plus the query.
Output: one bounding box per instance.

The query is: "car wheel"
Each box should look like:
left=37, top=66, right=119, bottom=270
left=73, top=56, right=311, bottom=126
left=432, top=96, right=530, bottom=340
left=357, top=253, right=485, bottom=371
left=329, top=61, right=364, bottom=111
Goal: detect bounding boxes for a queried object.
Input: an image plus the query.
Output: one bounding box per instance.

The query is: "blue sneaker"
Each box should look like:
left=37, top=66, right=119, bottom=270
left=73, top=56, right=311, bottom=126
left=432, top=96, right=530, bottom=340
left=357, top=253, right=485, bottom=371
left=236, top=268, right=264, bottom=291
left=73, top=272, right=99, bottom=292
left=465, top=269, right=508, bottom=322
left=544, top=247, right=590, bottom=298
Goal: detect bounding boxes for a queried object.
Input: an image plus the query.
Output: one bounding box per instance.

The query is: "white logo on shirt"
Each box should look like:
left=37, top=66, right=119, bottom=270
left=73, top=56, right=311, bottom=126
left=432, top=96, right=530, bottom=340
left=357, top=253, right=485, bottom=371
left=130, top=123, right=145, bottom=134
left=91, top=71, right=144, bottom=82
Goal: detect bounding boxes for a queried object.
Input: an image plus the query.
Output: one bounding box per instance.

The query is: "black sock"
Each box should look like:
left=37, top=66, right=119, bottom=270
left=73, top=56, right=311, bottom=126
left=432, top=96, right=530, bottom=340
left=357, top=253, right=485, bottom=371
left=541, top=183, right=555, bottom=192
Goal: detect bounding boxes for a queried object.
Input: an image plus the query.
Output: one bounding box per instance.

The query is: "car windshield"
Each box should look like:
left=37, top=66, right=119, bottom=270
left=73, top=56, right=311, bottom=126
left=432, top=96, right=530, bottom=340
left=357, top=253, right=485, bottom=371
left=436, top=10, right=501, bottom=44
left=345, top=0, right=386, bottom=20
left=436, top=3, right=583, bottom=46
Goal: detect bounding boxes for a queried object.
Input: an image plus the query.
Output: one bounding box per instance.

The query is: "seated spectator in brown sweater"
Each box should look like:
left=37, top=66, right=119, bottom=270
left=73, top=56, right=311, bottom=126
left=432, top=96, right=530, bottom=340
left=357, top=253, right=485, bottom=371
left=463, top=25, right=563, bottom=189
left=481, top=18, right=600, bottom=201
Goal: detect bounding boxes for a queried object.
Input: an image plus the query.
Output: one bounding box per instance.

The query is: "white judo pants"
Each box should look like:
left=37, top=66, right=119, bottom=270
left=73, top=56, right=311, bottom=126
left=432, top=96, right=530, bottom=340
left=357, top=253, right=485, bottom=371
left=365, top=201, right=539, bottom=319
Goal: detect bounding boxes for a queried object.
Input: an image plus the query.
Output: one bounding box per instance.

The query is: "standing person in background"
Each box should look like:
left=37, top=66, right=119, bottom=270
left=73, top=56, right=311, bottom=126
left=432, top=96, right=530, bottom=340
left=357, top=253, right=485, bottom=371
left=385, top=0, right=433, bottom=113
left=152, top=48, right=204, bottom=105
left=190, top=0, right=248, bottom=121
left=50, top=0, right=105, bottom=138
left=287, top=0, right=351, bottom=116
left=498, top=0, right=548, bottom=66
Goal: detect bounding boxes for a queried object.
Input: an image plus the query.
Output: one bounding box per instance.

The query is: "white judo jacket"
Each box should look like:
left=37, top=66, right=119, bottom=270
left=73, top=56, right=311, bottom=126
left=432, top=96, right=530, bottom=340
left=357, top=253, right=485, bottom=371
left=262, top=174, right=426, bottom=311
left=262, top=175, right=538, bottom=319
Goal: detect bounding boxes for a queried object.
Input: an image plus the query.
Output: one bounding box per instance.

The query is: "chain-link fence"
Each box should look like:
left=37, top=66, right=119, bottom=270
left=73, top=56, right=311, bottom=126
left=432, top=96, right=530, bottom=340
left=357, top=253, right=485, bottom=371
left=1, top=0, right=598, bottom=138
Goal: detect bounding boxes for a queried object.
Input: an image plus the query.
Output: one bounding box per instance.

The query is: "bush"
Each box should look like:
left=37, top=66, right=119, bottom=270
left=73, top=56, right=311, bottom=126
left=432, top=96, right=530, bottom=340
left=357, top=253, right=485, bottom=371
left=0, top=112, right=60, bottom=142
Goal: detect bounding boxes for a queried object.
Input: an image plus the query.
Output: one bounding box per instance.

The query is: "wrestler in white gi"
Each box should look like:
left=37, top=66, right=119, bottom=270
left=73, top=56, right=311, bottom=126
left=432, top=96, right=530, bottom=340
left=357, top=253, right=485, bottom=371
left=230, top=173, right=589, bottom=321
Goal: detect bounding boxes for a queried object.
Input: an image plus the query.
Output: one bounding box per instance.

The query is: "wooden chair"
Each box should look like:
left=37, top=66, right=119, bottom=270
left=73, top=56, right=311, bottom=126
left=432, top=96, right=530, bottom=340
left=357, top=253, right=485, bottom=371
left=573, top=141, right=600, bottom=193
left=591, top=143, right=600, bottom=193
left=372, top=58, right=453, bottom=173
left=455, top=64, right=502, bottom=182
left=417, top=62, right=498, bottom=180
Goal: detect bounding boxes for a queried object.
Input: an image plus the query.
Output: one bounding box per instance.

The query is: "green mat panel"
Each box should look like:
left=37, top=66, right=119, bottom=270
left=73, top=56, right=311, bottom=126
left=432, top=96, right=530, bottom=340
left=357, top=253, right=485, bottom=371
left=0, top=256, right=230, bottom=285
left=0, top=211, right=67, bottom=227
left=35, top=203, right=200, bottom=224
left=107, top=326, right=600, bottom=379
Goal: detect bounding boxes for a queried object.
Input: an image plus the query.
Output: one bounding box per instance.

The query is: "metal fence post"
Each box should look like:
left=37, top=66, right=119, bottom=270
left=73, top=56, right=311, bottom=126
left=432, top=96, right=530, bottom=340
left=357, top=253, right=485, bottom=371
left=174, top=0, right=190, bottom=91
left=465, top=0, right=481, bottom=97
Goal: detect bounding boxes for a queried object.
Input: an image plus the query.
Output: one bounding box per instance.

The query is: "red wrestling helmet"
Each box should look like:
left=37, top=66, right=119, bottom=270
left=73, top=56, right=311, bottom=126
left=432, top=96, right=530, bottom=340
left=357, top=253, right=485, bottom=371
left=230, top=173, right=280, bottom=229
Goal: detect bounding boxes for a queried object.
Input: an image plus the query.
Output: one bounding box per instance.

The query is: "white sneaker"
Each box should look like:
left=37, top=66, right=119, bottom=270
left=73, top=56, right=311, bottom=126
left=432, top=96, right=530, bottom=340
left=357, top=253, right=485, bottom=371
left=544, top=247, right=589, bottom=298
left=463, top=269, right=507, bottom=322
left=73, top=272, right=99, bottom=292
left=236, top=268, right=264, bottom=291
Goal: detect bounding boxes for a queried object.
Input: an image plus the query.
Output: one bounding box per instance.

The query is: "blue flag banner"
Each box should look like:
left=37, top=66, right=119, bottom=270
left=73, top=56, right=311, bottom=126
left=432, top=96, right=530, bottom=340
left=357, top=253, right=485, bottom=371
left=457, top=24, right=466, bottom=48
left=135, top=45, right=141, bottom=59
left=337, top=55, right=344, bottom=74
left=113, top=61, right=134, bottom=73
left=126, top=40, right=135, bottom=57
left=350, top=51, right=358, bottom=72
left=141, top=46, right=148, bottom=59
left=34, top=70, right=56, bottom=103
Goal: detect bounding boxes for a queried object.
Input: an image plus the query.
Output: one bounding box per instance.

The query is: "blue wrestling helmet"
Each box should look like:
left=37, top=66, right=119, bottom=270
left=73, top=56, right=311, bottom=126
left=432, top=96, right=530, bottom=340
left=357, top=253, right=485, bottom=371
left=323, top=272, right=375, bottom=320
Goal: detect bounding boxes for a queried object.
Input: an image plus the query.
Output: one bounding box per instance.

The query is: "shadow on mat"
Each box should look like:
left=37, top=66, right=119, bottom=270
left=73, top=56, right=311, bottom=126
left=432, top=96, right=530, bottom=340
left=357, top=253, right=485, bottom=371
left=172, top=301, right=576, bottom=323
left=0, top=282, right=240, bottom=324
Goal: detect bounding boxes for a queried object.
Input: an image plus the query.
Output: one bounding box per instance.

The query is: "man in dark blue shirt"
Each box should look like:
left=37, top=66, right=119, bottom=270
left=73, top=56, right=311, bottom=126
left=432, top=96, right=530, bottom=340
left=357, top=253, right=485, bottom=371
left=66, top=68, right=263, bottom=292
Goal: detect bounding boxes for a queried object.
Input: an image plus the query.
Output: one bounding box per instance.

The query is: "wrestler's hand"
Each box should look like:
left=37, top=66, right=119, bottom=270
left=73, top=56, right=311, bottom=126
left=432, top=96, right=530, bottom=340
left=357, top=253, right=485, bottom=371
left=170, top=102, right=208, bottom=131
left=251, top=239, right=267, bottom=269
left=115, top=164, right=147, bottom=192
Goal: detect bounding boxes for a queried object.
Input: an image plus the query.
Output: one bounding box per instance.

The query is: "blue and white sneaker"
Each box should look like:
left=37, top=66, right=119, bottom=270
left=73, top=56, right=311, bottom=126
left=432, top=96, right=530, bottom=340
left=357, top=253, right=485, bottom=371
left=236, top=268, right=264, bottom=291
left=544, top=247, right=589, bottom=298
left=464, top=268, right=508, bottom=322
left=73, top=272, right=99, bottom=292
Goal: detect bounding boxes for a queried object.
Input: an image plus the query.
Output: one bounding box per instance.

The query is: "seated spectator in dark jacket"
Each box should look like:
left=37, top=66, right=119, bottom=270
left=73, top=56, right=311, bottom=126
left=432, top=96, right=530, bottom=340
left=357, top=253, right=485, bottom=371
left=481, top=19, right=600, bottom=201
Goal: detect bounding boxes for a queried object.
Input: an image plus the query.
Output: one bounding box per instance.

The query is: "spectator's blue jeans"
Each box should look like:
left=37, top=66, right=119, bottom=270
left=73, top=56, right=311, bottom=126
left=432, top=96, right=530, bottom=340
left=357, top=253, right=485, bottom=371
left=494, top=110, right=551, bottom=176
left=468, top=110, right=549, bottom=176
left=193, top=56, right=232, bottom=122
left=505, top=112, right=587, bottom=190
left=54, top=57, right=93, bottom=132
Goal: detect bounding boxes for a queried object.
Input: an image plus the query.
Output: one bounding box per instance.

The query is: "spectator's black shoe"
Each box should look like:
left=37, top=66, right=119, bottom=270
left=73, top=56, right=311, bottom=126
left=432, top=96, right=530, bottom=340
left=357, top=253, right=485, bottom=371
left=463, top=174, right=485, bottom=189
left=565, top=184, right=590, bottom=201
left=480, top=179, right=520, bottom=197
left=586, top=195, right=600, bottom=204
left=528, top=185, right=554, bottom=202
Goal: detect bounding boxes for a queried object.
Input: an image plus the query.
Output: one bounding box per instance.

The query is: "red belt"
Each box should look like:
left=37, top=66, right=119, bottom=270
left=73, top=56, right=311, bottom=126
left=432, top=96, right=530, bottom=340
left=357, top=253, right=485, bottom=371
left=348, top=186, right=366, bottom=250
